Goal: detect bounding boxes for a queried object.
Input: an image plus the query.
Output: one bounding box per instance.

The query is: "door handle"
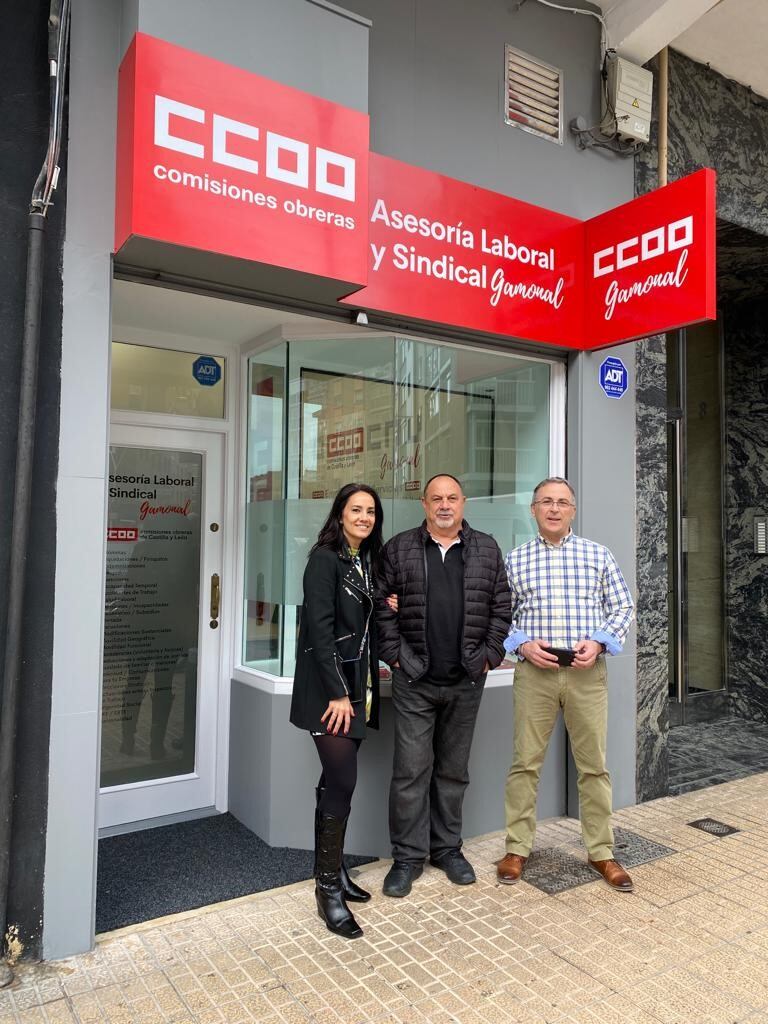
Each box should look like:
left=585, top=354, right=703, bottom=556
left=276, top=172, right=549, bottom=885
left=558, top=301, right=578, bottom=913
left=210, top=572, right=220, bottom=629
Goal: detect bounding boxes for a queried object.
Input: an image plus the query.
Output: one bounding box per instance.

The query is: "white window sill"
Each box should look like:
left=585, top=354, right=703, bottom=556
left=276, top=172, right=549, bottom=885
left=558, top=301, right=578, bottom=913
left=232, top=663, right=516, bottom=695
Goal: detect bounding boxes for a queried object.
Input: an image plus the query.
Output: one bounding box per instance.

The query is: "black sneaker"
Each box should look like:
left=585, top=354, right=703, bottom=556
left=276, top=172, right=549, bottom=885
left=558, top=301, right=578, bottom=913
left=429, top=849, right=476, bottom=885
left=382, top=861, right=423, bottom=897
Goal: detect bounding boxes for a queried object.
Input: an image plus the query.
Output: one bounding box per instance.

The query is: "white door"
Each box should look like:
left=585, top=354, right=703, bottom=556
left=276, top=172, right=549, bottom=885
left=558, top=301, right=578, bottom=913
left=99, top=425, right=224, bottom=828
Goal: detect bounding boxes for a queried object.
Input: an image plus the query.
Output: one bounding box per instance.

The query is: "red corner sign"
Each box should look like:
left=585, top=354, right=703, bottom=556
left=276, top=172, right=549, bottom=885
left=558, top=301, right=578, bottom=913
left=116, top=34, right=369, bottom=288
left=583, top=169, right=716, bottom=348
left=115, top=34, right=716, bottom=350
left=342, top=160, right=715, bottom=348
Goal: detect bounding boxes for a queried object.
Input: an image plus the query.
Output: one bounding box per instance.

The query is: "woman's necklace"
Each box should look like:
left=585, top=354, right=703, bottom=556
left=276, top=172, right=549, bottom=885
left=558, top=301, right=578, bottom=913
left=348, top=546, right=370, bottom=592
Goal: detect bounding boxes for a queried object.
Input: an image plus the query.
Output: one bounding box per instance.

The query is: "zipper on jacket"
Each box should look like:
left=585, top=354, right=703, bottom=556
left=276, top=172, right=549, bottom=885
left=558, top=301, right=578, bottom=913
left=359, top=602, right=372, bottom=659
left=341, top=564, right=373, bottom=688
left=343, top=563, right=373, bottom=654
left=461, top=536, right=472, bottom=683
left=333, top=654, right=350, bottom=696
left=422, top=535, right=430, bottom=676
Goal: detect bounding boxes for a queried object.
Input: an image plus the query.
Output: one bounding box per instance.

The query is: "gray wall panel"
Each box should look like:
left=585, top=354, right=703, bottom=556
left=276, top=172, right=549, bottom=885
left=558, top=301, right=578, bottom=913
left=228, top=683, right=274, bottom=841
left=43, top=0, right=120, bottom=961
left=566, top=344, right=638, bottom=814
left=230, top=682, right=566, bottom=857
left=130, top=0, right=369, bottom=112
left=345, top=0, right=633, bottom=217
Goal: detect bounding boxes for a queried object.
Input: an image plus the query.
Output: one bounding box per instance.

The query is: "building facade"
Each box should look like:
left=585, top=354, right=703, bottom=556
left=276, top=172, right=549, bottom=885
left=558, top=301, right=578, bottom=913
left=4, top=0, right=759, bottom=964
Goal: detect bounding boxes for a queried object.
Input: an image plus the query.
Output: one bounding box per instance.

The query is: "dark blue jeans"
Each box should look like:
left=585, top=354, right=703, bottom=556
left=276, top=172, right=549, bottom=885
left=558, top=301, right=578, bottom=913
left=389, top=670, right=484, bottom=864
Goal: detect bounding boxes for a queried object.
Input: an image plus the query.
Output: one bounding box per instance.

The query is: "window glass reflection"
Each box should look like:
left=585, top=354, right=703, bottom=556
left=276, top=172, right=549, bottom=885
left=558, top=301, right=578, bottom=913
left=242, top=335, right=553, bottom=676
left=111, top=342, right=225, bottom=418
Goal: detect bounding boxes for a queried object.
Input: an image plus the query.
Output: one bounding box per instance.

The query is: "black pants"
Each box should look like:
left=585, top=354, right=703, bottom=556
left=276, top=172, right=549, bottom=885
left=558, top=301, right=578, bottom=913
left=389, top=671, right=484, bottom=864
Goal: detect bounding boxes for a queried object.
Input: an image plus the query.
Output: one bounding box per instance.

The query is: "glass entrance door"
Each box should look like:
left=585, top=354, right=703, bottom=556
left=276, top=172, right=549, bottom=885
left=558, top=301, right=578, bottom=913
left=99, top=426, right=224, bottom=827
left=667, top=322, right=727, bottom=724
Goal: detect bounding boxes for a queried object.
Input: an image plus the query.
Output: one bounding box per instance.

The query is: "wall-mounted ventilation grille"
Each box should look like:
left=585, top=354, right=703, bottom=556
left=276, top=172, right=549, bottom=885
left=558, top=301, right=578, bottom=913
left=505, top=45, right=563, bottom=145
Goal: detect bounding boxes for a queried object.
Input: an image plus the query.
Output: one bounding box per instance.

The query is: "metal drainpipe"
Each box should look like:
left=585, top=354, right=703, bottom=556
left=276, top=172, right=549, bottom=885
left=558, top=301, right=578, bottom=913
left=658, top=46, right=669, bottom=187
left=0, top=0, right=69, bottom=987
left=0, top=214, right=48, bottom=988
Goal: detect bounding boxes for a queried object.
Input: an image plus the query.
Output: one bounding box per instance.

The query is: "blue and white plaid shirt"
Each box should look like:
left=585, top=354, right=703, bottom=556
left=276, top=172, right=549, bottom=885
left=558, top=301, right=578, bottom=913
left=504, top=532, right=634, bottom=657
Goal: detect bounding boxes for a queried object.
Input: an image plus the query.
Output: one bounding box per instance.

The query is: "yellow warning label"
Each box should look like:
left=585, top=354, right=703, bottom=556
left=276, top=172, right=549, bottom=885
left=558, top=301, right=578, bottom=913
left=632, top=98, right=639, bottom=108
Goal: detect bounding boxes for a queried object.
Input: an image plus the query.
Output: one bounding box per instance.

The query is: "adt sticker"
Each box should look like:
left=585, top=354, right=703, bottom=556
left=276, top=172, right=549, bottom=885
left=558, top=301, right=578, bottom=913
left=192, top=356, right=222, bottom=387
left=599, top=356, right=628, bottom=399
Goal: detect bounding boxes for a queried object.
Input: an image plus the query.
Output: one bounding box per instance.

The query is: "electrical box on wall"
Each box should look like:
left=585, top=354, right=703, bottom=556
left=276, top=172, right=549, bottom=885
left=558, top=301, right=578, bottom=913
left=602, top=56, right=653, bottom=143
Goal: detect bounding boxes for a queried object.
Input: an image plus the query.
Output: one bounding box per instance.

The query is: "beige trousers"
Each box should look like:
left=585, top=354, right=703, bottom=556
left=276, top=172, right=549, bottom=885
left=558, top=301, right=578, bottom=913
left=504, top=657, right=613, bottom=861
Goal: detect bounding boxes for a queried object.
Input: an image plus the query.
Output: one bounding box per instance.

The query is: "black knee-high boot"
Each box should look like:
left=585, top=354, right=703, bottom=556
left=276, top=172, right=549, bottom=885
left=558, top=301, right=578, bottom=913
left=315, top=812, right=363, bottom=939
left=315, top=785, right=371, bottom=903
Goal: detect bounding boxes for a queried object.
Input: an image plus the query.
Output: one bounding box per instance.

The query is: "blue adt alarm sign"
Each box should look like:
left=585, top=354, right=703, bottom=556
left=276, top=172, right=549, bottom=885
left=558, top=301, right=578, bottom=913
left=192, top=356, right=222, bottom=387
left=599, top=356, right=628, bottom=400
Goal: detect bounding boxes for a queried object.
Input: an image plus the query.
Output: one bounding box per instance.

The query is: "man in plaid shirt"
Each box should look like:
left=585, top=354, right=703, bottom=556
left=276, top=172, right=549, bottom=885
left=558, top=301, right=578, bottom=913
left=497, top=477, right=636, bottom=892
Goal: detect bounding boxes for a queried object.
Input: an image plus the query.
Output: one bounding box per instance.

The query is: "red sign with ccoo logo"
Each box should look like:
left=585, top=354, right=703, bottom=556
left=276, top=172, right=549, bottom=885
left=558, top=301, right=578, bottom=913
left=115, top=34, right=716, bottom=351
left=116, top=33, right=369, bottom=288
left=583, top=168, right=716, bottom=347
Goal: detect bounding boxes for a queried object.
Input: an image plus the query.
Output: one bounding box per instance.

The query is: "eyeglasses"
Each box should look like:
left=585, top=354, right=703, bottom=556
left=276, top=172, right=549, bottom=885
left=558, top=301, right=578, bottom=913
left=533, top=498, right=574, bottom=510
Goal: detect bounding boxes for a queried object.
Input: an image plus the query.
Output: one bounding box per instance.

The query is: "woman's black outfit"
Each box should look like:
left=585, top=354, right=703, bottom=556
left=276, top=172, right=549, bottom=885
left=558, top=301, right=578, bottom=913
left=290, top=544, right=380, bottom=939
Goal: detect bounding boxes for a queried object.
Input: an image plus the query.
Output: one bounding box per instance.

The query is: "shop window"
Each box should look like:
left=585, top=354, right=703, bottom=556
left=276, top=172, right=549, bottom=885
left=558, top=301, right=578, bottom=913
left=111, top=341, right=225, bottom=418
left=243, top=335, right=556, bottom=676
left=243, top=345, right=286, bottom=675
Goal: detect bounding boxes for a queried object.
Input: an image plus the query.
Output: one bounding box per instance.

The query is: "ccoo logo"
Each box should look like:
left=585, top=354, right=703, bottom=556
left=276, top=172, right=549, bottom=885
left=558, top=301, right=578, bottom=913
left=593, top=215, right=693, bottom=279
left=327, top=428, right=364, bottom=457
left=154, top=95, right=357, bottom=202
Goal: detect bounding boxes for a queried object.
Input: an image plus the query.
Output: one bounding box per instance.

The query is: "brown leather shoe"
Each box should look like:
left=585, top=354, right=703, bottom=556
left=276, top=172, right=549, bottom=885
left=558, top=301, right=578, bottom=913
left=588, top=858, right=634, bottom=892
left=496, top=853, right=527, bottom=884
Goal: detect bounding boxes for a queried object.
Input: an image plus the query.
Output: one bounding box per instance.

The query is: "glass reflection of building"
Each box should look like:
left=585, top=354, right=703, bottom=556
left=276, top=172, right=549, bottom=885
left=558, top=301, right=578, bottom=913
left=244, top=334, right=554, bottom=678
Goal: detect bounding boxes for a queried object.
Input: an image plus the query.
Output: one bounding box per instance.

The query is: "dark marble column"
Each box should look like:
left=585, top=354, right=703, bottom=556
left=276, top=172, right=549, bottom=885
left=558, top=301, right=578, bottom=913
left=633, top=57, right=670, bottom=799
left=634, top=335, right=670, bottom=800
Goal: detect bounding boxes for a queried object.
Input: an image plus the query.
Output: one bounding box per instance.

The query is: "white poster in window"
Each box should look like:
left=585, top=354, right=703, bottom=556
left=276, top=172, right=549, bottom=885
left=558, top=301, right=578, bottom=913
left=101, top=446, right=202, bottom=787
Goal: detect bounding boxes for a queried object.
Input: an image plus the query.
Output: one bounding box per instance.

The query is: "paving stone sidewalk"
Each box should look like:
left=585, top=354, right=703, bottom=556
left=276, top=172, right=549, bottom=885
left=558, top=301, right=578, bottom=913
left=4, top=772, right=768, bottom=1024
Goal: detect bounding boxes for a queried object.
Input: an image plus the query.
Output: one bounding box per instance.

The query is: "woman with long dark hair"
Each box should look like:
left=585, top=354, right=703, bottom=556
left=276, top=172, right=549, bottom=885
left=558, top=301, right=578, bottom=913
left=290, top=483, right=384, bottom=939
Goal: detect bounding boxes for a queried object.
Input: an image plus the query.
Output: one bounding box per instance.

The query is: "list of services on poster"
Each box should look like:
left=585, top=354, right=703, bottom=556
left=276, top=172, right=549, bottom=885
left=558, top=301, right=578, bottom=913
left=101, top=446, right=202, bottom=787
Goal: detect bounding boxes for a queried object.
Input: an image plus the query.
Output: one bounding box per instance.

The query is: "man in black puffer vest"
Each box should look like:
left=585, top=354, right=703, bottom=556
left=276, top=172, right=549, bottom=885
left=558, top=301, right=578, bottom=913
left=375, top=474, right=511, bottom=897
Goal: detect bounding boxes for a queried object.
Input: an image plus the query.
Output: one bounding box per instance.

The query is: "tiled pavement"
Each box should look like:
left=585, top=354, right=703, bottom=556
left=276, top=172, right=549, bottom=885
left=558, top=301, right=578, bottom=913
left=4, top=772, right=768, bottom=1024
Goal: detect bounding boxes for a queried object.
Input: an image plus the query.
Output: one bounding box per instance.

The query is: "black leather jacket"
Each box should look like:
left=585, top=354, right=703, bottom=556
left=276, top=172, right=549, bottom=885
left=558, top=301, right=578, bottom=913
left=290, top=545, right=380, bottom=735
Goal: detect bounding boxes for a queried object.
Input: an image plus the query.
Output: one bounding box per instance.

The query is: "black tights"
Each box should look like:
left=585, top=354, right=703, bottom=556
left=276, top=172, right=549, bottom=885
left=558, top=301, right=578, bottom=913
left=312, top=734, right=361, bottom=819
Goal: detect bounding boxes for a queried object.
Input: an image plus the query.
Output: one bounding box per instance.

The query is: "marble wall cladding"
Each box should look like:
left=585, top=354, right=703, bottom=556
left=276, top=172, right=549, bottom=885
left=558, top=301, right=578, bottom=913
left=723, top=300, right=768, bottom=723
left=634, top=47, right=768, bottom=794
left=634, top=334, right=670, bottom=800
left=636, top=655, right=670, bottom=799
left=717, top=221, right=768, bottom=305
left=668, top=55, right=768, bottom=235
left=636, top=50, right=768, bottom=233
